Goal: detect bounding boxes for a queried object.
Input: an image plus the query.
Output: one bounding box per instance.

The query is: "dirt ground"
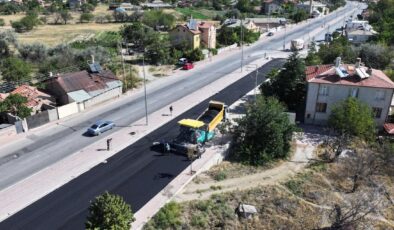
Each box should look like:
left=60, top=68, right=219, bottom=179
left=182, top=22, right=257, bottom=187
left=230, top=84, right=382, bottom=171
left=174, top=133, right=316, bottom=202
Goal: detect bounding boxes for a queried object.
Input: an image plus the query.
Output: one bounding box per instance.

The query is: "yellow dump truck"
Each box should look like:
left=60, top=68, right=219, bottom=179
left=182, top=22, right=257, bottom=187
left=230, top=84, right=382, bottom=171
left=154, top=101, right=226, bottom=160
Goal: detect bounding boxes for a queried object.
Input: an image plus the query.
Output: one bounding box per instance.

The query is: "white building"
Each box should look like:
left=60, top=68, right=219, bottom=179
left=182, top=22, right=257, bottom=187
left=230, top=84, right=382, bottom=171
left=346, top=29, right=375, bottom=44
left=297, top=1, right=329, bottom=16
left=304, top=57, right=394, bottom=127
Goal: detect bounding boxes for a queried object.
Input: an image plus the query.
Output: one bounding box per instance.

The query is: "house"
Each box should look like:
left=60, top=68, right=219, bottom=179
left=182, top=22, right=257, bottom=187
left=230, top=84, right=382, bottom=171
left=345, top=19, right=373, bottom=32
left=346, top=29, right=375, bottom=44
left=2, top=85, right=56, bottom=115
left=297, top=1, right=329, bottom=16
left=140, top=0, right=173, bottom=9
left=245, top=17, right=286, bottom=32
left=45, top=64, right=122, bottom=107
left=223, top=19, right=260, bottom=33
left=198, top=22, right=216, bottom=49
left=263, top=0, right=282, bottom=15
left=169, top=19, right=217, bottom=49
left=304, top=57, right=394, bottom=127
left=68, top=0, right=86, bottom=9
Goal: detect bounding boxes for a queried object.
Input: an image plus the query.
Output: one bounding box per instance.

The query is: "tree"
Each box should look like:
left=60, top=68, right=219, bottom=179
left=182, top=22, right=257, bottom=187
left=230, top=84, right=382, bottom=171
left=328, top=97, right=376, bottom=140
left=0, top=57, right=32, bottom=82
left=0, top=40, right=11, bottom=58
left=121, top=22, right=156, bottom=49
left=80, top=13, right=94, bottom=23
left=18, top=43, right=48, bottom=62
left=317, top=37, right=356, bottom=64
left=305, top=41, right=322, bottom=65
left=85, top=192, right=135, bottom=230
left=11, top=14, right=39, bottom=32
left=290, top=9, right=309, bottom=23
left=236, top=0, right=253, bottom=13
left=145, top=33, right=172, bottom=65
left=231, top=96, right=296, bottom=166
left=60, top=10, right=72, bottom=24
left=142, top=10, right=175, bottom=31
left=357, top=43, right=392, bottom=69
left=261, top=51, right=306, bottom=111
left=0, top=94, right=32, bottom=119
left=81, top=3, right=95, bottom=13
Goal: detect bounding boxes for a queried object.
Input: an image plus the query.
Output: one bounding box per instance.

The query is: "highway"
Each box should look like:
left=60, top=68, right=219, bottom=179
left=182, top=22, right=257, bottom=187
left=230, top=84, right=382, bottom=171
left=0, top=59, right=285, bottom=229
left=0, top=1, right=362, bottom=191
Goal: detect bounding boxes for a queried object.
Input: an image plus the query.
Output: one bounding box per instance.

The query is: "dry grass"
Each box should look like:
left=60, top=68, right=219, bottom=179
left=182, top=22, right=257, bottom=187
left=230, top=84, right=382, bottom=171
left=17, top=23, right=121, bottom=46
left=0, top=14, right=25, bottom=26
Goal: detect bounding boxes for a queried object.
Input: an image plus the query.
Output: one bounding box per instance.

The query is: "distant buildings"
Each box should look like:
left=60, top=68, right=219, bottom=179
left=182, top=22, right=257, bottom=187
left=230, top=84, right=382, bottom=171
left=169, top=19, right=217, bottom=49
left=263, top=0, right=282, bottom=15
left=304, top=57, right=394, bottom=127
left=297, top=1, right=329, bottom=16
left=222, top=19, right=260, bottom=33
left=345, top=19, right=376, bottom=44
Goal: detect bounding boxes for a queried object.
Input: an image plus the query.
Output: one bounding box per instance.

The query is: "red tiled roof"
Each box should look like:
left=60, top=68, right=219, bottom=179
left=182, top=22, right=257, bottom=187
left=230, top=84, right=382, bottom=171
left=306, top=64, right=394, bottom=89
left=174, top=24, right=201, bottom=35
left=11, top=85, right=40, bottom=107
left=0, top=93, right=8, bottom=102
left=384, top=123, right=394, bottom=134
left=198, top=22, right=213, bottom=29
left=56, top=70, right=118, bottom=93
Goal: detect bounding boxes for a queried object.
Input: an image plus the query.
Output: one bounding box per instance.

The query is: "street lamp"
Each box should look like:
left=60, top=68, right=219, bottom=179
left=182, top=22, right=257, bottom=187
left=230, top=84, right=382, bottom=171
left=245, top=64, right=259, bottom=101
left=283, top=25, right=287, bottom=51
left=142, top=49, right=149, bottom=126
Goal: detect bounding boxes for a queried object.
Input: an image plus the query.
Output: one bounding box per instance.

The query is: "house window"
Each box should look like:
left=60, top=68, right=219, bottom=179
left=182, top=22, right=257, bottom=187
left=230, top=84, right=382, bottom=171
left=349, top=88, right=358, bottom=98
left=316, top=102, right=327, bottom=113
left=375, top=90, right=385, bottom=101
left=372, top=107, right=382, bottom=118
left=319, top=85, right=329, bottom=96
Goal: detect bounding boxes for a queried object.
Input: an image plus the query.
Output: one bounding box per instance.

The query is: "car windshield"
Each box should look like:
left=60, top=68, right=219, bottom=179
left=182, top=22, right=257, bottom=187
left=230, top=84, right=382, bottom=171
left=91, top=124, right=99, bottom=129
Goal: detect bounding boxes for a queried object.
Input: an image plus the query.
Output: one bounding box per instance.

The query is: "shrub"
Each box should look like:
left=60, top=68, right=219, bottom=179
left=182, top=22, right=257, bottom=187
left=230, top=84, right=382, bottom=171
left=0, top=18, right=4, bottom=26
left=191, top=213, right=208, bottom=228
left=144, top=202, right=182, bottom=230
left=214, top=171, right=227, bottom=181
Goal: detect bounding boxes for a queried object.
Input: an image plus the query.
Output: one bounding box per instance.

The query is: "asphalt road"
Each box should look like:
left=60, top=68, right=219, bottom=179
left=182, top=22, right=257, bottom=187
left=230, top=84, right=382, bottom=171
left=0, top=1, right=362, bottom=191
left=0, top=59, right=285, bottom=230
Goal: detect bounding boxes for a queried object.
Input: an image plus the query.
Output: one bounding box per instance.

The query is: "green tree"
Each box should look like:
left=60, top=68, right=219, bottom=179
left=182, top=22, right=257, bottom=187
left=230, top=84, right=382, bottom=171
left=1, top=57, right=32, bottom=82
left=317, top=37, right=356, bottom=64
left=80, top=12, right=94, bottom=23
left=305, top=41, right=322, bottom=65
left=145, top=33, right=172, bottom=65
left=290, top=9, right=309, bottom=23
left=11, top=14, right=39, bottom=33
left=142, top=10, right=175, bottom=31
left=121, top=22, right=156, bottom=49
left=232, top=96, right=296, bottom=165
left=236, top=0, right=253, bottom=13
left=0, top=94, right=32, bottom=119
left=357, top=43, right=392, bottom=69
left=81, top=3, right=95, bottom=13
left=60, top=10, right=72, bottom=24
left=261, top=51, right=306, bottom=111
left=86, top=192, right=135, bottom=230
left=328, top=97, right=376, bottom=140
left=144, top=202, right=182, bottom=230
left=0, top=18, right=4, bottom=26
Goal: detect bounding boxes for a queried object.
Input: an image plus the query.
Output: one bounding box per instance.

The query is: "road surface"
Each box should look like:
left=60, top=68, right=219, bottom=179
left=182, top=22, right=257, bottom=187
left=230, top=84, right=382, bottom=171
left=0, top=59, right=285, bottom=230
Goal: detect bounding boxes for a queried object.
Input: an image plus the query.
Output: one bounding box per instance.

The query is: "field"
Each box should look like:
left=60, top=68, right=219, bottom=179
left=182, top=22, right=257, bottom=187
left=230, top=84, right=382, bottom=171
left=175, top=7, right=211, bottom=20
left=17, top=23, right=121, bottom=46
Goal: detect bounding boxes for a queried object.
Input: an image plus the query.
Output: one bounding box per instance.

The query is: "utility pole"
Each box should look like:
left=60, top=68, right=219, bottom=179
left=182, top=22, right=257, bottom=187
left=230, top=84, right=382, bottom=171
left=142, top=50, right=148, bottom=126
left=120, top=40, right=126, bottom=84
left=240, top=18, right=244, bottom=72
left=283, top=25, right=287, bottom=51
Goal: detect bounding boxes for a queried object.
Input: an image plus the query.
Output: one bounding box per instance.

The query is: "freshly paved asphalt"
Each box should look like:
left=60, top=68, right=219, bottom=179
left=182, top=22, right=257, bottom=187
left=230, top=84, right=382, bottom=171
left=0, top=59, right=285, bottom=229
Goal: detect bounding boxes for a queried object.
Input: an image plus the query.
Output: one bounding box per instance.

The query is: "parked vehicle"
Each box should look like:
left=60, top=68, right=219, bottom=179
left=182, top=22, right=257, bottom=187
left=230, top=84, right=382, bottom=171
left=290, top=39, right=305, bottom=51
left=183, top=62, right=194, bottom=70
left=178, top=58, right=188, bottom=65
left=87, top=120, right=115, bottom=136
left=267, top=32, right=274, bottom=36
left=152, top=101, right=226, bottom=160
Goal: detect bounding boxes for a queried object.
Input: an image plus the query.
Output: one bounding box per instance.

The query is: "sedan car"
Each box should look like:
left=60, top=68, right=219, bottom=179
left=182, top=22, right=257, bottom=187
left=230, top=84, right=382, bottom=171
left=267, top=32, right=274, bottom=36
left=87, top=120, right=115, bottom=136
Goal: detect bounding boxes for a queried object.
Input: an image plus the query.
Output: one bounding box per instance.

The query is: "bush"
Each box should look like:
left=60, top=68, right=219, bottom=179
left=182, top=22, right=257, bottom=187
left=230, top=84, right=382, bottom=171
left=0, top=18, right=4, bottom=26
left=144, top=202, right=182, bottom=230
left=80, top=13, right=94, bottom=23
left=214, top=171, right=227, bottom=181
left=191, top=213, right=208, bottom=228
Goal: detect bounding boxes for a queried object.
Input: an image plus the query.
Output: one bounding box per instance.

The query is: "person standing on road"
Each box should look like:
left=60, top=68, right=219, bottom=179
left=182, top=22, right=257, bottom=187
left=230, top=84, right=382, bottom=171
left=107, top=138, right=112, bottom=151
left=169, top=105, right=173, bottom=116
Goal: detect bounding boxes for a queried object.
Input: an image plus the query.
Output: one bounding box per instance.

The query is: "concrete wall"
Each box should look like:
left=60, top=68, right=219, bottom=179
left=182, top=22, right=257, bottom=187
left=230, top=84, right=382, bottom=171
left=26, top=111, right=50, bottom=129
left=47, top=109, right=59, bottom=122
left=83, top=87, right=122, bottom=108
left=217, top=43, right=237, bottom=54
left=57, top=102, right=79, bottom=119
left=305, top=82, right=394, bottom=127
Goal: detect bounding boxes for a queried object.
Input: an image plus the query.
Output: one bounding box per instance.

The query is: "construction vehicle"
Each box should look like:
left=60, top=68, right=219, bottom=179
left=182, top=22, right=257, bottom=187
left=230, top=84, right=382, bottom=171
left=152, top=101, right=226, bottom=160
left=290, top=39, right=305, bottom=51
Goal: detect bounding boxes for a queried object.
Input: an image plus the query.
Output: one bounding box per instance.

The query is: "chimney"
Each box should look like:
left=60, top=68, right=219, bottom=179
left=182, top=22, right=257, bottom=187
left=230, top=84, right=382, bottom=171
left=355, top=58, right=361, bottom=68
left=49, top=72, right=53, bottom=77
left=335, top=57, right=341, bottom=67
left=366, top=67, right=372, bottom=75
left=91, top=55, right=95, bottom=64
